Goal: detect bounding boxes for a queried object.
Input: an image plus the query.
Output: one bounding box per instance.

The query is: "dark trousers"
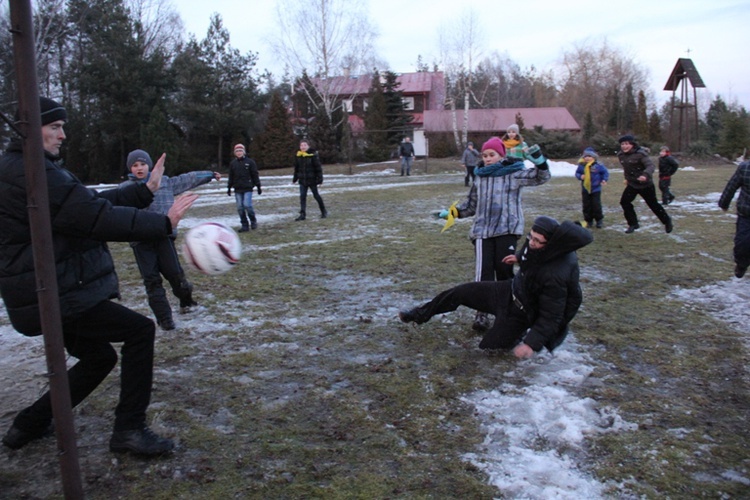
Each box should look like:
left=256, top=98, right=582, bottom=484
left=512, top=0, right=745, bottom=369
left=581, top=190, right=603, bottom=224
left=299, top=183, right=326, bottom=215
left=620, top=184, right=670, bottom=226
left=411, top=281, right=529, bottom=349
left=12, top=300, right=155, bottom=433
left=464, top=166, right=476, bottom=186
left=474, top=235, right=519, bottom=282
left=734, top=215, right=750, bottom=269
left=658, top=177, right=674, bottom=204
left=133, top=238, right=193, bottom=323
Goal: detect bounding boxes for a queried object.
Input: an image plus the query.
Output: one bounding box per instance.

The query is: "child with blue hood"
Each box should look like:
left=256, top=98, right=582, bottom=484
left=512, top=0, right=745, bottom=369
left=574, top=147, right=609, bottom=228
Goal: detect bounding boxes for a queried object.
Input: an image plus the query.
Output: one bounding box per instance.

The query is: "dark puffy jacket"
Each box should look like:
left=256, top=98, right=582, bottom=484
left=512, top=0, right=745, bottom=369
left=617, top=146, right=655, bottom=189
left=511, top=221, right=593, bottom=352
left=0, top=141, right=172, bottom=335
left=227, top=156, right=261, bottom=194
left=658, top=155, right=679, bottom=177
left=293, top=149, right=323, bottom=187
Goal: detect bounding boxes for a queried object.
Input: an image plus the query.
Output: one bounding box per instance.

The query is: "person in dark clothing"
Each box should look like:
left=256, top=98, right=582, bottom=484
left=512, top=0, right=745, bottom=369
left=293, top=139, right=327, bottom=220
left=398, top=136, right=415, bottom=176
left=718, top=160, right=750, bottom=278
left=120, top=149, right=221, bottom=329
left=399, top=216, right=593, bottom=359
left=0, top=97, right=197, bottom=456
left=227, top=143, right=262, bottom=232
left=617, top=135, right=673, bottom=234
left=574, top=147, right=609, bottom=228
left=460, top=141, right=480, bottom=186
left=658, top=145, right=679, bottom=205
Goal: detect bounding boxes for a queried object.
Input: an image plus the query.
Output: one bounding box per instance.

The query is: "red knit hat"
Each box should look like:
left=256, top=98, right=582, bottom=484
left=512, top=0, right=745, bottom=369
left=481, top=137, right=506, bottom=157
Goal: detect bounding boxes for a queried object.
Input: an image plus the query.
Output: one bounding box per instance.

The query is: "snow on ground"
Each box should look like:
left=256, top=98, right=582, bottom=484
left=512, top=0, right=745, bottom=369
left=2, top=162, right=748, bottom=498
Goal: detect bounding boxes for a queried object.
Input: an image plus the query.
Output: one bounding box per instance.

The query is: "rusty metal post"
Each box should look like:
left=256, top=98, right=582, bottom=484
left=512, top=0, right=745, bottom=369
left=8, top=0, right=83, bottom=498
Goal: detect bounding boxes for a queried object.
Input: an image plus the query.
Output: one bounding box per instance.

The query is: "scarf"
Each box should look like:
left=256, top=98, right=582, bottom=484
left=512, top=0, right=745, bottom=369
left=474, top=159, right=525, bottom=178
left=503, top=138, right=521, bottom=149
left=581, top=158, right=594, bottom=193
left=297, top=151, right=314, bottom=157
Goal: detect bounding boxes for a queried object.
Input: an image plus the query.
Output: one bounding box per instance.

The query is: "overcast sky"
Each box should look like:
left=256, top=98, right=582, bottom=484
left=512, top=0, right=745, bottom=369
left=176, top=0, right=750, bottom=111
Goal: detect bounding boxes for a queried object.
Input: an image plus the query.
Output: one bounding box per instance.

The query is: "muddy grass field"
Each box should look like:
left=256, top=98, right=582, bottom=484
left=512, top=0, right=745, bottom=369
left=1, top=157, right=749, bottom=499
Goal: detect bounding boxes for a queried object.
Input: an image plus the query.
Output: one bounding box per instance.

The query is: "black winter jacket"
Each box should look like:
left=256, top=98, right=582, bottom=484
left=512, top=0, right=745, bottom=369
left=511, top=221, right=593, bottom=352
left=293, top=149, right=323, bottom=187
left=227, top=155, right=261, bottom=194
left=0, top=141, right=173, bottom=335
left=618, top=146, right=656, bottom=189
left=658, top=154, right=679, bottom=178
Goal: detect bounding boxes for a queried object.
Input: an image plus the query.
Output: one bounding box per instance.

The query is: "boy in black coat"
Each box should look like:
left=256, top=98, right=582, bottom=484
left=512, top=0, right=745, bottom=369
left=399, top=216, right=593, bottom=358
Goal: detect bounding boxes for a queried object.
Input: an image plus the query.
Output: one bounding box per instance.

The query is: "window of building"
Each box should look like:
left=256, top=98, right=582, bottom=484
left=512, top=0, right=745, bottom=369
left=342, top=99, right=354, bottom=113
left=402, top=97, right=415, bottom=111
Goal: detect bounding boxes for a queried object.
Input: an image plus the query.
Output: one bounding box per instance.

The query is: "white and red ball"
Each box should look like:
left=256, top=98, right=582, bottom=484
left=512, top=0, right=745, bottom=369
left=182, top=222, right=241, bottom=275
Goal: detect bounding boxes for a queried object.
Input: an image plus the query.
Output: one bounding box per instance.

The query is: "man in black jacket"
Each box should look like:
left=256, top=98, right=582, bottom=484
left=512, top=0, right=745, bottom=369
left=399, top=136, right=415, bottom=176
left=399, top=216, right=593, bottom=359
left=0, top=97, right=196, bottom=456
left=227, top=143, right=261, bottom=232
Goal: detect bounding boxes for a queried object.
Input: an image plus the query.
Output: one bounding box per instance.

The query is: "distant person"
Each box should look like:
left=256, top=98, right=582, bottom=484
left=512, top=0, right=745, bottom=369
left=501, top=124, right=529, bottom=161
left=617, top=134, right=673, bottom=234
left=293, top=139, right=327, bottom=220
left=0, top=97, right=197, bottom=456
left=718, top=160, right=750, bottom=278
left=658, top=145, right=679, bottom=205
left=400, top=216, right=593, bottom=358
left=120, top=149, right=221, bottom=330
left=574, top=147, right=609, bottom=228
left=460, top=141, right=481, bottom=186
left=399, top=136, right=415, bottom=176
left=440, top=136, right=551, bottom=332
left=227, top=143, right=261, bottom=232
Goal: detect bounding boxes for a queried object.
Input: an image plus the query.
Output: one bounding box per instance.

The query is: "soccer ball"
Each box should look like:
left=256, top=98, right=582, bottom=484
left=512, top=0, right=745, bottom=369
left=182, top=222, right=242, bottom=275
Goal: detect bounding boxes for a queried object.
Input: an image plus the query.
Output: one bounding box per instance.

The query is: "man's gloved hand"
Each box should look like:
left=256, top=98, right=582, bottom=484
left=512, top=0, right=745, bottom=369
left=257, top=187, right=262, bottom=195
left=526, top=144, right=547, bottom=166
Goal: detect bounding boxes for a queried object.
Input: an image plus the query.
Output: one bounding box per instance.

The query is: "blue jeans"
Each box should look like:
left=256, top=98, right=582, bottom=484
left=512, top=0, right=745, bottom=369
left=234, top=191, right=256, bottom=227
left=401, top=156, right=413, bottom=175
left=735, top=214, right=750, bottom=268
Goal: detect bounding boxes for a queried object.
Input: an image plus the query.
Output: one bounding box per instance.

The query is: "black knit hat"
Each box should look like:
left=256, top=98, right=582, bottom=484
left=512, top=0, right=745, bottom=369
left=126, top=149, right=154, bottom=171
left=618, top=134, right=636, bottom=145
left=531, top=216, right=559, bottom=240
left=40, top=97, right=67, bottom=125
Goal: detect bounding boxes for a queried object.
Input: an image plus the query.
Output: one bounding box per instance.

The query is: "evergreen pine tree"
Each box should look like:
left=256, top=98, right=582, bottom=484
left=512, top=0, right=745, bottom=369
left=622, top=82, right=636, bottom=132
left=582, top=111, right=596, bottom=141
left=634, top=90, right=649, bottom=139
left=363, top=71, right=390, bottom=161
left=254, top=92, right=297, bottom=169
left=648, top=110, right=663, bottom=143
left=382, top=71, right=413, bottom=147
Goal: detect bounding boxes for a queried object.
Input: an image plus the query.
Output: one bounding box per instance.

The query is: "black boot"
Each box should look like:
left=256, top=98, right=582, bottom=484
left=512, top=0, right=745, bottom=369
left=295, top=212, right=306, bottom=221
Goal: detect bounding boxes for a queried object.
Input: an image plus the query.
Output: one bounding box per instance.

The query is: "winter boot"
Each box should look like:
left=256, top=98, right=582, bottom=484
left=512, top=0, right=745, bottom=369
left=295, top=212, right=306, bottom=221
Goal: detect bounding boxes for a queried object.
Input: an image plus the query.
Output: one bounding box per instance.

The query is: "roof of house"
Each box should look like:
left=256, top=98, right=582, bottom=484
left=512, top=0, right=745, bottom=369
left=423, top=108, right=580, bottom=133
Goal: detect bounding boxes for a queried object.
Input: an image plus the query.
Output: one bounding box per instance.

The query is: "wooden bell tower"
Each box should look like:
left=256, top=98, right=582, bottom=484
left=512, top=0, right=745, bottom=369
left=663, top=58, right=705, bottom=151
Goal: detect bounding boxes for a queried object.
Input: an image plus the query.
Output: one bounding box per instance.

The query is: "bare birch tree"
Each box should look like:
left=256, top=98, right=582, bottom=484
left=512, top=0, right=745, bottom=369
left=126, top=0, right=184, bottom=57
left=438, top=8, right=484, bottom=151
left=269, top=0, right=381, bottom=128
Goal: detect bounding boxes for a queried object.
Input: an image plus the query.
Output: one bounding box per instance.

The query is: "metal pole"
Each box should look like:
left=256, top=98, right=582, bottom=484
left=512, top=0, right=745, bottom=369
left=8, top=0, right=83, bottom=498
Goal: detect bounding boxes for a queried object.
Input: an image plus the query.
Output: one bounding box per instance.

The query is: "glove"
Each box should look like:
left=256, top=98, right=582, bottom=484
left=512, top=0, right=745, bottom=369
left=227, top=189, right=232, bottom=196
left=438, top=209, right=449, bottom=219
left=526, top=144, right=547, bottom=166
left=257, top=187, right=262, bottom=195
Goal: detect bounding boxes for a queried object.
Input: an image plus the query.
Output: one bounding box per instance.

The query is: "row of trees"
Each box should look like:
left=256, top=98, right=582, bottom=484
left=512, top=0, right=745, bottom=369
left=2, top=0, right=748, bottom=182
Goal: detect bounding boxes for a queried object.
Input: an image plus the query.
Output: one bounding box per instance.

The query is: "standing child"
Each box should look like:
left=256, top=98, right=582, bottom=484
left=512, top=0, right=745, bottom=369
left=293, top=139, right=327, bottom=220
left=121, top=149, right=221, bottom=330
left=718, top=160, right=750, bottom=278
left=501, top=124, right=529, bottom=161
left=460, top=141, right=481, bottom=186
left=574, top=147, right=609, bottom=228
left=441, top=136, right=551, bottom=331
left=227, top=143, right=262, bottom=232
left=658, top=146, right=679, bottom=205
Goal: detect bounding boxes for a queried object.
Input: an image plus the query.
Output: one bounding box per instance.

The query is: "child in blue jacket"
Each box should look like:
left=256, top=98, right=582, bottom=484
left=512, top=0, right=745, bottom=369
left=575, top=147, right=609, bottom=228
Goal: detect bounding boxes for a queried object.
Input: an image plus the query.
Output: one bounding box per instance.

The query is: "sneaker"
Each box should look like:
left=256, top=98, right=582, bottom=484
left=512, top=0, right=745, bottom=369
left=238, top=226, right=249, bottom=233
left=665, top=219, right=673, bottom=233
left=295, top=214, right=306, bottom=221
left=158, top=318, right=176, bottom=331
left=398, top=308, right=427, bottom=325
left=250, top=222, right=257, bottom=230
left=109, top=427, right=175, bottom=456
left=321, top=210, right=328, bottom=219
left=472, top=312, right=491, bottom=332
left=2, top=424, right=53, bottom=450
left=595, top=220, right=603, bottom=229
left=624, top=224, right=639, bottom=234
left=736, top=264, right=748, bottom=279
